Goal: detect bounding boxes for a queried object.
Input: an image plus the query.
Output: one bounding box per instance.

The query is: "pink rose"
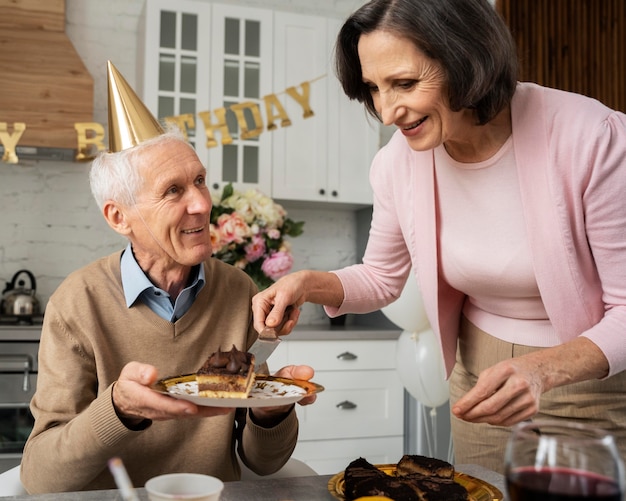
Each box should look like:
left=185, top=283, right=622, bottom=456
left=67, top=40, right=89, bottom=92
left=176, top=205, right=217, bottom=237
left=217, top=212, right=251, bottom=244
left=261, top=251, right=294, bottom=280
left=267, top=228, right=281, bottom=240
left=209, top=224, right=222, bottom=252
left=244, top=234, right=266, bottom=263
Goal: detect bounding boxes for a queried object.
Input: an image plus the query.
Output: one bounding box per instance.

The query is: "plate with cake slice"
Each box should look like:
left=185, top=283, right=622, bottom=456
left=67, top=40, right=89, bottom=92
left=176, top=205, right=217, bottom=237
left=153, top=345, right=323, bottom=407
left=328, top=455, right=503, bottom=501
left=153, top=374, right=324, bottom=408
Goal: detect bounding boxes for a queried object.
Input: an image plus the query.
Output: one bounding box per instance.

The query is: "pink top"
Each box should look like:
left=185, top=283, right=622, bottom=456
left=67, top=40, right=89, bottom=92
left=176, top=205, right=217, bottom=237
left=435, top=136, right=555, bottom=343
left=329, top=82, right=626, bottom=378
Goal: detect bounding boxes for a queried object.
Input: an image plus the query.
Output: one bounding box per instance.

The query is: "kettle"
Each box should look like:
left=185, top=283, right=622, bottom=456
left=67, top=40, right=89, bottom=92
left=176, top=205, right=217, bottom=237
left=1, top=269, right=41, bottom=319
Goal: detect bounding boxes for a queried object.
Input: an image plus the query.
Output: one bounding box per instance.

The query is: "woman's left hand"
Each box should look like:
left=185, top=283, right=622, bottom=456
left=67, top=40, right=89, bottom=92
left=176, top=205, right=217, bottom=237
left=451, top=336, right=609, bottom=427
left=451, top=355, right=544, bottom=426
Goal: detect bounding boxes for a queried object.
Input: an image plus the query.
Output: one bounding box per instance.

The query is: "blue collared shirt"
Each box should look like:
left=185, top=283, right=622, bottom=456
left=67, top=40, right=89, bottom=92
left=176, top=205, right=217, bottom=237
left=120, top=244, right=206, bottom=322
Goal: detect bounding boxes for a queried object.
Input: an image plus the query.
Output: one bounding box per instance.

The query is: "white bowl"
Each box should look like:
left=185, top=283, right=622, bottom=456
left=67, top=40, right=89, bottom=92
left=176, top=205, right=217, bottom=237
left=145, top=473, right=224, bottom=501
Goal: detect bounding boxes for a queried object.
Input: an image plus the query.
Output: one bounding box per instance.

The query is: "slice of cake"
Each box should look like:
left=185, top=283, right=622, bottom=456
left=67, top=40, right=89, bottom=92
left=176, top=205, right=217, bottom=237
left=396, top=454, right=455, bottom=480
left=406, top=475, right=470, bottom=501
left=349, top=476, right=423, bottom=501
left=344, top=457, right=389, bottom=499
left=196, top=345, right=255, bottom=398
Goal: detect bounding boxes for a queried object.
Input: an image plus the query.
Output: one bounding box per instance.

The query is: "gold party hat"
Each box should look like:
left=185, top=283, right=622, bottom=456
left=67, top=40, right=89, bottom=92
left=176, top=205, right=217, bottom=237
left=106, top=60, right=164, bottom=152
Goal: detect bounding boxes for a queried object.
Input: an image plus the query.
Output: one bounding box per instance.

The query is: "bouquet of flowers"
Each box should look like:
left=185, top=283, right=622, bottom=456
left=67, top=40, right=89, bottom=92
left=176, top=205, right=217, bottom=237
left=210, top=183, right=304, bottom=290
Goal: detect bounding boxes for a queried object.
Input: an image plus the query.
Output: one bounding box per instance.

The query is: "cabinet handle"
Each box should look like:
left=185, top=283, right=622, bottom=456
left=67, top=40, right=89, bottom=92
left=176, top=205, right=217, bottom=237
left=331, top=190, right=338, bottom=197
left=319, top=188, right=325, bottom=195
left=212, top=183, right=220, bottom=190
left=336, top=400, right=357, bottom=410
left=336, top=351, right=357, bottom=361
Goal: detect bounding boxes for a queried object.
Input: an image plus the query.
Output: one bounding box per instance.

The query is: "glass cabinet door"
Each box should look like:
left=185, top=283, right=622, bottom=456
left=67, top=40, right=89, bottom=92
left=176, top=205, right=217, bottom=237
left=208, top=4, right=273, bottom=194
left=157, top=10, right=199, bottom=146
left=139, top=0, right=210, bottom=161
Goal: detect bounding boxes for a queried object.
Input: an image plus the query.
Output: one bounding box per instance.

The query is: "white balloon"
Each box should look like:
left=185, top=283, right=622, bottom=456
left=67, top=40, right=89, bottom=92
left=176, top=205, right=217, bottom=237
left=396, top=329, right=449, bottom=408
left=381, top=272, right=430, bottom=332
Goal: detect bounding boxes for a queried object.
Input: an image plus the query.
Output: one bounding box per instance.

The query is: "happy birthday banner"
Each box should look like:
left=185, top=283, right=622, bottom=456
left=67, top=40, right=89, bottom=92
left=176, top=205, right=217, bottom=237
left=1, top=76, right=324, bottom=164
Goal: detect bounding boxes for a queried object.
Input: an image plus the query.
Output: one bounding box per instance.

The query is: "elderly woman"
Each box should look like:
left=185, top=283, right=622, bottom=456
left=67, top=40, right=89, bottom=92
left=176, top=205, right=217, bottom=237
left=252, top=0, right=626, bottom=472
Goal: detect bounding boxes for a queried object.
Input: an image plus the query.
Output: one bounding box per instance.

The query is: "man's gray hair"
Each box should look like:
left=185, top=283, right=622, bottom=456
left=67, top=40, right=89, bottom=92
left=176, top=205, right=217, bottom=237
left=89, top=126, right=187, bottom=210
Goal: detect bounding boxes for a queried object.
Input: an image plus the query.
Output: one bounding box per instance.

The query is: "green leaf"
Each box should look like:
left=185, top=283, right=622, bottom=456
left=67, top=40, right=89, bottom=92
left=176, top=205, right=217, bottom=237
left=283, top=218, right=305, bottom=237
left=221, top=183, right=234, bottom=202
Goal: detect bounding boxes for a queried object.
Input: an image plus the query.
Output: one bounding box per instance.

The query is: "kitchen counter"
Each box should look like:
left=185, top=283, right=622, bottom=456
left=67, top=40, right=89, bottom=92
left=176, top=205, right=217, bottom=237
left=3, top=465, right=506, bottom=500
left=289, top=324, right=401, bottom=341
left=0, top=323, right=401, bottom=342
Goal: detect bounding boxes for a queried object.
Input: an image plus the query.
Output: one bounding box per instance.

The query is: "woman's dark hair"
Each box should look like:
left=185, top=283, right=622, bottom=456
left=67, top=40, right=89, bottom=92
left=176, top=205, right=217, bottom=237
left=335, top=0, right=518, bottom=125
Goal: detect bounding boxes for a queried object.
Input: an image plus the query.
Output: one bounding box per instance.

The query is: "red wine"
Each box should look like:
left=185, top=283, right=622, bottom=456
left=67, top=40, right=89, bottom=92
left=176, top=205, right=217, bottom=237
left=507, top=467, right=622, bottom=501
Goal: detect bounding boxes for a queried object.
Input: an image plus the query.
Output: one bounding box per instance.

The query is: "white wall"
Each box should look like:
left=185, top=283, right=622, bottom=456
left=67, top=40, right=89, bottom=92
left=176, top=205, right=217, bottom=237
left=0, top=0, right=366, bottom=324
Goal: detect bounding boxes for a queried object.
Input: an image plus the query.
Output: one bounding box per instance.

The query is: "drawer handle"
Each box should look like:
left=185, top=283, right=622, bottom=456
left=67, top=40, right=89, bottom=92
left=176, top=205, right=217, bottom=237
left=336, top=351, right=357, bottom=361
left=336, top=400, right=357, bottom=410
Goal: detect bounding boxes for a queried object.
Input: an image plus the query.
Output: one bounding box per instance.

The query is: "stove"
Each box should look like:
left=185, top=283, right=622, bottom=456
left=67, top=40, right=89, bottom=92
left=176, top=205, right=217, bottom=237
left=0, top=314, right=44, bottom=327
left=0, top=315, right=43, bottom=343
left=0, top=315, right=42, bottom=472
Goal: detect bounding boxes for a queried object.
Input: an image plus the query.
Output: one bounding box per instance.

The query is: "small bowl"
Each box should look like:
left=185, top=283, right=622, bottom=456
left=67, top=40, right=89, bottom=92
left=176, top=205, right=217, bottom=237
left=145, top=473, right=224, bottom=501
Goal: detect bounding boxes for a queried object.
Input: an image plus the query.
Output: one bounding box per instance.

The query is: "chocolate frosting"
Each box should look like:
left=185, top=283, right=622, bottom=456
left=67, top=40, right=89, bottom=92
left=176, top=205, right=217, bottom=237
left=205, top=345, right=251, bottom=374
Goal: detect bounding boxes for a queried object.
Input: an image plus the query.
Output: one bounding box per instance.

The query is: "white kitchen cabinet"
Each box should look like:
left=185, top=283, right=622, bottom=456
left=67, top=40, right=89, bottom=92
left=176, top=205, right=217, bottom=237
left=206, top=4, right=273, bottom=195
left=267, top=338, right=404, bottom=475
left=326, top=17, right=379, bottom=206
left=138, top=0, right=211, bottom=163
left=139, top=3, right=378, bottom=204
left=139, top=1, right=272, bottom=194
left=272, top=14, right=378, bottom=206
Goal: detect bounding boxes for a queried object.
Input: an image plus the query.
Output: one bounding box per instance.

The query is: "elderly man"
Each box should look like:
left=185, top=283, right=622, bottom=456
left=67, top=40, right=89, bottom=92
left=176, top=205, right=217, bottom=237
left=20, top=62, right=314, bottom=493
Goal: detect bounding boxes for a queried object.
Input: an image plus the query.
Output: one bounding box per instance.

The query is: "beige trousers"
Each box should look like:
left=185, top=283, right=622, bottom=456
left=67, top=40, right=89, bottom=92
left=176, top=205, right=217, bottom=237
left=449, top=316, right=626, bottom=474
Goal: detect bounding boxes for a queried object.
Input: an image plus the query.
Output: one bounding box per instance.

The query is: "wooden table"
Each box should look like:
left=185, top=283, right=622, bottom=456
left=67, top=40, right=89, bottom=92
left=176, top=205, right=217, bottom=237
left=5, top=464, right=506, bottom=500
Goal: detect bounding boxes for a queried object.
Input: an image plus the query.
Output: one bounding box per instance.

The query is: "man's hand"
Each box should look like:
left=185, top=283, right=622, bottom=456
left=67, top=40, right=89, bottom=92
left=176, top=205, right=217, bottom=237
left=112, top=361, right=232, bottom=423
left=249, top=365, right=316, bottom=426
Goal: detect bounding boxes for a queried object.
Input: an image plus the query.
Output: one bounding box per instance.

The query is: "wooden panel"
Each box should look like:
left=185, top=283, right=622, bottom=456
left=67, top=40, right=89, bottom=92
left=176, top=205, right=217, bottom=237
left=0, top=0, right=65, bottom=32
left=497, top=0, right=625, bottom=112
left=0, top=29, right=94, bottom=149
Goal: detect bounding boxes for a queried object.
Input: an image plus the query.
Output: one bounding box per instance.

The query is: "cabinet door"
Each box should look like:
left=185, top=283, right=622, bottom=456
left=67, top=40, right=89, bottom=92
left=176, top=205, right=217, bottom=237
left=326, top=18, right=378, bottom=205
left=139, top=0, right=211, bottom=159
left=287, top=339, right=398, bottom=371
left=272, top=15, right=378, bottom=204
left=207, top=4, right=273, bottom=195
left=295, top=369, right=404, bottom=440
left=271, top=12, right=329, bottom=202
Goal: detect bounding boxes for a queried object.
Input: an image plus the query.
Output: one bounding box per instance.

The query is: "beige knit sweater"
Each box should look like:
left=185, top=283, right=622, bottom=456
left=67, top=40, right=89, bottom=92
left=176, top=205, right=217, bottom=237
left=21, top=251, right=298, bottom=493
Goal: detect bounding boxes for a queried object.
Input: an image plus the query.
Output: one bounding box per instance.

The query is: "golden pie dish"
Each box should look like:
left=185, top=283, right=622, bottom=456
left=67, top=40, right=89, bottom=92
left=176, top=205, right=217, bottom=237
left=327, top=464, right=503, bottom=501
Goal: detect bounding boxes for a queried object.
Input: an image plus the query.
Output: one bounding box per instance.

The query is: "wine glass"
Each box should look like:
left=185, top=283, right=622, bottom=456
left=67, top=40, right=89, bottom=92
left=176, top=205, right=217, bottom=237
left=505, top=420, right=625, bottom=501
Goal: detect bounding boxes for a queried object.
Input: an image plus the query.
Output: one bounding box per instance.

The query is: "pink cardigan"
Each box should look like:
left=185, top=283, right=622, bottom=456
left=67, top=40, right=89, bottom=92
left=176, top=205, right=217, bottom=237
left=331, top=82, right=626, bottom=378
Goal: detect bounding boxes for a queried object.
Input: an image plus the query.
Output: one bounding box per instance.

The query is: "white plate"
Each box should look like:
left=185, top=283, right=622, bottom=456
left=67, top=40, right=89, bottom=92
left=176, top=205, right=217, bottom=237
left=153, top=374, right=323, bottom=408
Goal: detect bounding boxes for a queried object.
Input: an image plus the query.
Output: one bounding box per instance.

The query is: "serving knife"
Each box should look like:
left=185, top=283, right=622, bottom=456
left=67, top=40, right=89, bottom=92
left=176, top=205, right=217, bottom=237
left=249, top=306, right=294, bottom=370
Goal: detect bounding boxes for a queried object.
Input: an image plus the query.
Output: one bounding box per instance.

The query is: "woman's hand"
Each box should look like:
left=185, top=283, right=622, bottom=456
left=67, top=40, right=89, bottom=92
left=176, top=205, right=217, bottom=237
left=451, top=355, right=544, bottom=426
left=451, top=337, right=609, bottom=426
left=251, top=272, right=308, bottom=334
left=252, top=270, right=344, bottom=334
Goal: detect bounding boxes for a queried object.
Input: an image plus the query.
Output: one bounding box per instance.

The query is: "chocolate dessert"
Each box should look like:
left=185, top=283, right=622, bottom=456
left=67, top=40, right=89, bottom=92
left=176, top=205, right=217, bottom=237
left=396, top=454, right=455, bottom=479
left=343, top=455, right=469, bottom=501
left=196, top=345, right=255, bottom=398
